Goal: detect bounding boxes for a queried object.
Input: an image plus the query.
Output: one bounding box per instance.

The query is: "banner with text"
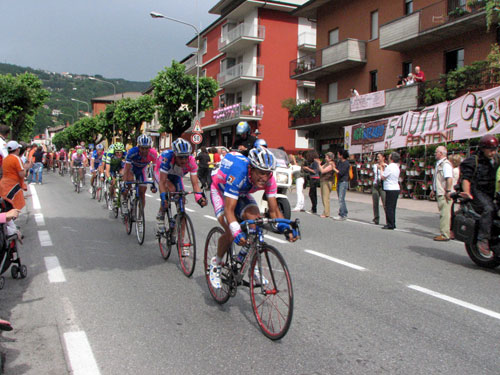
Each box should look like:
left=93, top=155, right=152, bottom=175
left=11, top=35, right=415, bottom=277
left=350, top=91, right=386, bottom=112
left=344, top=85, right=500, bottom=154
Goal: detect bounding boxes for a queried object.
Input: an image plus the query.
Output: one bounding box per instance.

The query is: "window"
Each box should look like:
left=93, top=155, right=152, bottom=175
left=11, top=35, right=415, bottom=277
left=370, top=70, right=378, bottom=92
left=445, top=48, right=464, bottom=73
left=403, top=61, right=413, bottom=78
left=405, top=0, right=413, bottom=15
left=328, top=82, right=338, bottom=102
left=328, top=28, right=339, bottom=45
left=201, top=38, right=207, bottom=55
left=370, top=11, right=379, bottom=40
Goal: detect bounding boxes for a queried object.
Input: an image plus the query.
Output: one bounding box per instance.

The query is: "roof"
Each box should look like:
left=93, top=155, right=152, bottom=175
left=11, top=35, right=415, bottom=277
left=292, top=0, right=329, bottom=18
left=47, top=124, right=67, bottom=132
left=90, top=92, right=143, bottom=103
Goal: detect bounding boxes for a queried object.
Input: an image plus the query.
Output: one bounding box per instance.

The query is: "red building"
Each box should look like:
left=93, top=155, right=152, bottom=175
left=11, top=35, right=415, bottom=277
left=182, top=0, right=315, bottom=152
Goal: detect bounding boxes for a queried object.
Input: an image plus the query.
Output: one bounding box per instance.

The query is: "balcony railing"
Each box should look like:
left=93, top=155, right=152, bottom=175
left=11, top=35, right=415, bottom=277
left=213, top=103, right=264, bottom=124
left=298, top=31, right=316, bottom=49
left=183, top=54, right=198, bottom=73
left=290, top=39, right=366, bottom=80
left=218, top=24, right=265, bottom=52
left=217, top=63, right=264, bottom=87
left=380, top=0, right=485, bottom=51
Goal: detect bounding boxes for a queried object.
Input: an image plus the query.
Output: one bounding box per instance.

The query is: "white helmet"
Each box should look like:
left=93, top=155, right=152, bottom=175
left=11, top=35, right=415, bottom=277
left=137, top=134, right=153, bottom=147
left=247, top=147, right=276, bottom=171
left=172, top=138, right=192, bottom=155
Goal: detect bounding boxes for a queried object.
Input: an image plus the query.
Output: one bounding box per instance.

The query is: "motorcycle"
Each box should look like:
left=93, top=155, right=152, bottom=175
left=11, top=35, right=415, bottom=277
left=451, top=192, right=500, bottom=269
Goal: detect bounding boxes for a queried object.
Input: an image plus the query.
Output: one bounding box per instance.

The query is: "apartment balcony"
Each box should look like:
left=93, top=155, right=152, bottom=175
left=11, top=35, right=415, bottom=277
left=379, top=0, right=486, bottom=51
left=183, top=54, right=198, bottom=75
left=290, top=39, right=366, bottom=81
left=213, top=103, right=264, bottom=125
left=297, top=80, right=315, bottom=88
left=218, top=24, right=265, bottom=54
left=217, top=63, right=264, bottom=89
left=298, top=31, right=316, bottom=51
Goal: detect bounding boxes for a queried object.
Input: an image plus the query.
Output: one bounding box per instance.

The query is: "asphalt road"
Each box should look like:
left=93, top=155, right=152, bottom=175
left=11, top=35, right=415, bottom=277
left=1, top=171, right=500, bottom=374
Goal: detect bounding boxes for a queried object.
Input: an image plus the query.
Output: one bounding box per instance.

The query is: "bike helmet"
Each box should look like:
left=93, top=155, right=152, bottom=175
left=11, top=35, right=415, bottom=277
left=77, top=149, right=84, bottom=155
left=172, top=138, right=192, bottom=156
left=248, top=146, right=276, bottom=172
left=254, top=139, right=267, bottom=148
left=137, top=134, right=153, bottom=147
left=113, top=142, right=125, bottom=152
left=236, top=121, right=250, bottom=135
left=479, top=134, right=499, bottom=149
left=96, top=144, right=104, bottom=150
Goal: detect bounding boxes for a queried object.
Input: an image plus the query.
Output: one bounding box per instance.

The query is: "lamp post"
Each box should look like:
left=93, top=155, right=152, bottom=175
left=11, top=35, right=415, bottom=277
left=88, top=76, right=117, bottom=140
left=150, top=11, right=200, bottom=129
left=71, top=98, right=90, bottom=117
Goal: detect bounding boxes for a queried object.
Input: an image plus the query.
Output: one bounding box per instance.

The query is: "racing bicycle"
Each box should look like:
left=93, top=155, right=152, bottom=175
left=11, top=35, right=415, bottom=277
left=204, top=217, right=299, bottom=340
left=72, top=166, right=85, bottom=193
left=123, top=181, right=155, bottom=245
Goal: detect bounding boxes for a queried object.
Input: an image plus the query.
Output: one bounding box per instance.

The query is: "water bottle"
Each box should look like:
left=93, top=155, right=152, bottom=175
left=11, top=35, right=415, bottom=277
left=236, top=245, right=250, bottom=263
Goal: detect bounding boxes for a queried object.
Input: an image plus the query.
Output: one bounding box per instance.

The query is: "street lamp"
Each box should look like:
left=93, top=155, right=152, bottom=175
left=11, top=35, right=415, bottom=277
left=88, top=76, right=117, bottom=139
left=71, top=98, right=90, bottom=118
left=150, top=11, right=200, bottom=129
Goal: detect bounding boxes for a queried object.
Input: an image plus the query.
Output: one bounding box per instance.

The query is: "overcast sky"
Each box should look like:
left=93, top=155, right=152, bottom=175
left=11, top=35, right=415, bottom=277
left=0, top=0, right=218, bottom=82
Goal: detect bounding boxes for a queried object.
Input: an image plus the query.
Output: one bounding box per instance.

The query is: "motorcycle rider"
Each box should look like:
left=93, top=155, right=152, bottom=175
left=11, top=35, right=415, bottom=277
left=459, top=134, right=499, bottom=256
left=231, top=121, right=256, bottom=157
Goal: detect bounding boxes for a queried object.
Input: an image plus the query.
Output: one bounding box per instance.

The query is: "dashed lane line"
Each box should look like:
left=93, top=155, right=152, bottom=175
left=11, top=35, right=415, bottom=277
left=304, top=249, right=367, bottom=271
left=38, top=230, right=53, bottom=247
left=408, top=285, right=500, bottom=321
left=145, top=193, right=153, bottom=198
left=185, top=208, right=195, bottom=213
left=34, top=213, right=45, bottom=226
left=29, top=184, right=41, bottom=210
left=264, top=234, right=287, bottom=244
left=63, top=331, right=101, bottom=375
left=204, top=215, right=218, bottom=221
left=44, top=256, right=66, bottom=283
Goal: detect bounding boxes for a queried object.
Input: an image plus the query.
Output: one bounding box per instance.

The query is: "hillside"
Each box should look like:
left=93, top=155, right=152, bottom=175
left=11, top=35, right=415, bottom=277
left=0, top=63, right=151, bottom=136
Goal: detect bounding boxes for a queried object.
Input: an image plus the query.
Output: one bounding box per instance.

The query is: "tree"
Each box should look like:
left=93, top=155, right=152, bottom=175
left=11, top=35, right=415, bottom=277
left=152, top=61, right=218, bottom=138
left=0, top=72, right=49, bottom=141
left=112, top=95, right=155, bottom=146
left=96, top=104, right=116, bottom=144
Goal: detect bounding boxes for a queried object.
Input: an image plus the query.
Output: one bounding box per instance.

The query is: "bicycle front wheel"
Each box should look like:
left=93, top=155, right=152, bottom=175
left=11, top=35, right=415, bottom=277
left=204, top=226, right=231, bottom=304
left=158, top=215, right=172, bottom=260
left=177, top=214, right=196, bottom=277
left=135, top=198, right=145, bottom=245
left=125, top=198, right=133, bottom=235
left=250, top=245, right=293, bottom=340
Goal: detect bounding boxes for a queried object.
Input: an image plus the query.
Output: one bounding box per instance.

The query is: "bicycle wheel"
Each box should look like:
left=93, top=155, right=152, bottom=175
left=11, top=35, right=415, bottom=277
left=204, top=226, right=231, bottom=304
left=135, top=198, right=145, bottom=245
left=91, top=182, right=96, bottom=199
left=124, top=198, right=133, bottom=234
left=249, top=245, right=293, bottom=340
left=96, top=180, right=102, bottom=202
left=177, top=214, right=196, bottom=277
left=158, top=215, right=172, bottom=260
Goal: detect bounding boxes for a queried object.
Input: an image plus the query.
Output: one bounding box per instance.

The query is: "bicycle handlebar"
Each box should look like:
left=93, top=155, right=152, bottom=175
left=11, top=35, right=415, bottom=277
left=124, top=181, right=155, bottom=185
left=240, top=218, right=300, bottom=229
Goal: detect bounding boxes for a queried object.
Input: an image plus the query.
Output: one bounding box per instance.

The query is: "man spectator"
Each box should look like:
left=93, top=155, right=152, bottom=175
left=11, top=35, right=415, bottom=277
left=460, top=134, right=499, bottom=256
left=0, top=124, right=10, bottom=178
left=372, top=153, right=387, bottom=225
left=332, top=150, right=350, bottom=220
left=414, top=66, right=426, bottom=83
left=429, top=146, right=453, bottom=241
left=350, top=88, right=360, bottom=97
left=196, top=146, right=211, bottom=190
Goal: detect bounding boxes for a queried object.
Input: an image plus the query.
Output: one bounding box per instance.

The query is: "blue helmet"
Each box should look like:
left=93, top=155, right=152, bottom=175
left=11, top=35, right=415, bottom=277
left=137, top=134, right=153, bottom=147
left=236, top=121, right=250, bottom=135
left=248, top=146, right=276, bottom=172
left=96, top=144, right=104, bottom=150
left=254, top=139, right=267, bottom=148
left=172, top=138, right=192, bottom=155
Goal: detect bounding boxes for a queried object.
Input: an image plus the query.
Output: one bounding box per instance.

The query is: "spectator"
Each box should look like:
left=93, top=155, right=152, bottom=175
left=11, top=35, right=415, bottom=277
left=332, top=150, right=350, bottom=220
left=372, top=153, right=387, bottom=225
left=381, top=152, right=401, bottom=230
left=414, top=66, right=426, bottom=83
left=302, top=150, right=320, bottom=214
left=31, top=145, right=45, bottom=184
left=0, top=141, right=27, bottom=212
left=449, top=154, right=462, bottom=190
left=316, top=152, right=335, bottom=218
left=350, top=88, right=360, bottom=97
left=406, top=73, right=415, bottom=85
left=0, top=124, right=10, bottom=179
left=220, top=147, right=228, bottom=160
left=196, top=146, right=211, bottom=190
left=396, top=75, right=405, bottom=88
left=291, top=151, right=306, bottom=212
left=429, top=146, right=453, bottom=241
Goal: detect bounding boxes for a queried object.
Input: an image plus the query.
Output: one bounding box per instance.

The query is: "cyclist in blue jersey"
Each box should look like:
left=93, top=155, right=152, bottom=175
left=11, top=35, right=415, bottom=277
left=208, top=147, right=299, bottom=288
left=122, top=135, right=158, bottom=213
left=90, top=144, right=105, bottom=191
left=156, top=139, right=207, bottom=233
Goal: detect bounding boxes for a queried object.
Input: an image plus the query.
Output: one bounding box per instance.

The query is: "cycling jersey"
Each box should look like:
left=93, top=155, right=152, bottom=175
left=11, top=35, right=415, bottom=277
left=156, top=149, right=198, bottom=191
left=125, top=146, right=158, bottom=183
left=210, top=152, right=277, bottom=218
left=91, top=150, right=104, bottom=171
left=72, top=153, right=87, bottom=167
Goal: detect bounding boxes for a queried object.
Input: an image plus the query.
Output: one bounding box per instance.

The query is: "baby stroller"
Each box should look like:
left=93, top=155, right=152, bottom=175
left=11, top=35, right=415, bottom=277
left=0, top=198, right=27, bottom=289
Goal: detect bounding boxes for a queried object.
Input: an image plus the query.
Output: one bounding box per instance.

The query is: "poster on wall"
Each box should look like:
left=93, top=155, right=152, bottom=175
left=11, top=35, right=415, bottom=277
left=344, top=85, right=500, bottom=154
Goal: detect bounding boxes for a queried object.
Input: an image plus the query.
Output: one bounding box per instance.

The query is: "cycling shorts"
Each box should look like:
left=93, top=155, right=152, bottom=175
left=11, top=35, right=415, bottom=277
left=167, top=174, right=185, bottom=192
left=132, top=166, right=148, bottom=185
left=210, top=185, right=257, bottom=220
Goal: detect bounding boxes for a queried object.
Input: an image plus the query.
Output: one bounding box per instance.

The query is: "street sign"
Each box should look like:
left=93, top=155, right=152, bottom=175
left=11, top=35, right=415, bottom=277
left=191, top=133, right=203, bottom=144
left=193, top=120, right=202, bottom=133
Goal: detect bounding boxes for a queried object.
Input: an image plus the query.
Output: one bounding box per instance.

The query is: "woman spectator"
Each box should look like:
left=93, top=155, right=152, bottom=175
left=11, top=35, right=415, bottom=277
left=372, top=153, right=387, bottom=225
left=302, top=150, right=320, bottom=214
left=315, top=152, right=335, bottom=218
left=0, top=141, right=28, bottom=212
left=31, top=145, right=45, bottom=184
left=380, top=152, right=401, bottom=230
left=291, top=151, right=306, bottom=212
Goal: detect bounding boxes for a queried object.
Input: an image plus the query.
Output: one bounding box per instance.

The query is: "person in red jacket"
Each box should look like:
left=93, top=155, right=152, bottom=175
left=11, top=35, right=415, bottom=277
left=414, top=66, right=426, bottom=83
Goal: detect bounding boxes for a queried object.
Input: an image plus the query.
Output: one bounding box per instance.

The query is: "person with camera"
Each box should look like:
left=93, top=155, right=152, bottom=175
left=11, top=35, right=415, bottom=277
left=459, top=134, right=499, bottom=256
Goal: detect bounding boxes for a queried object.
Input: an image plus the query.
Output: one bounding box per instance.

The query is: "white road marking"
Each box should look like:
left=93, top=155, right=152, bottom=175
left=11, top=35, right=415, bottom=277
left=204, top=215, right=218, bottom=221
left=156, top=198, right=161, bottom=202
left=185, top=208, right=195, bottom=213
left=34, top=213, right=45, bottom=226
left=38, top=230, right=53, bottom=247
left=395, top=228, right=411, bottom=233
left=264, top=234, right=287, bottom=244
left=305, top=249, right=367, bottom=271
left=145, top=193, right=153, bottom=198
left=63, top=331, right=101, bottom=375
left=44, top=256, right=66, bottom=283
left=85, top=173, right=92, bottom=177
left=408, top=285, right=500, bottom=320
left=346, top=219, right=372, bottom=226
left=29, top=184, right=41, bottom=210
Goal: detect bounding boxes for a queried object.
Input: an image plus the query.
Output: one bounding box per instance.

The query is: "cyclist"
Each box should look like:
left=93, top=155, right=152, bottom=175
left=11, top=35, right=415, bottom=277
left=70, top=148, right=88, bottom=187
left=58, top=148, right=68, bottom=174
left=209, top=147, right=299, bottom=289
left=156, top=138, right=207, bottom=234
left=90, top=144, right=105, bottom=191
left=122, top=134, right=158, bottom=214
left=104, top=142, right=126, bottom=204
